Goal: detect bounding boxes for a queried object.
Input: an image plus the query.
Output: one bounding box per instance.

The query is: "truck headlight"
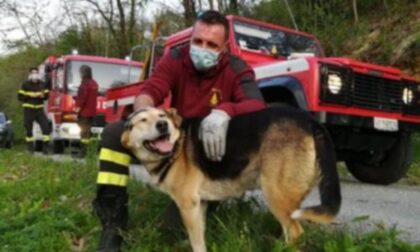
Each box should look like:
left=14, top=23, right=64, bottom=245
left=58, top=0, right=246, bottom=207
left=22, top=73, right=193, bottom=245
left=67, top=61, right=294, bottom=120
left=63, top=124, right=81, bottom=135
left=402, top=87, right=414, bottom=104
left=69, top=125, right=81, bottom=135
left=327, top=74, right=343, bottom=94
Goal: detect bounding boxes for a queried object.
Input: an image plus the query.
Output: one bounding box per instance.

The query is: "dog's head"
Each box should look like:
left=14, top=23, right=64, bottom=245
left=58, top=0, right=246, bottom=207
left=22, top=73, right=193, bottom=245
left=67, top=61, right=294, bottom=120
left=121, top=107, right=182, bottom=162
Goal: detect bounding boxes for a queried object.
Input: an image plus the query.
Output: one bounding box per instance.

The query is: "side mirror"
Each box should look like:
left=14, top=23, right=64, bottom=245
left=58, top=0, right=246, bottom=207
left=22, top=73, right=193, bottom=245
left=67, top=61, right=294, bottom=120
left=6, top=120, right=12, bottom=124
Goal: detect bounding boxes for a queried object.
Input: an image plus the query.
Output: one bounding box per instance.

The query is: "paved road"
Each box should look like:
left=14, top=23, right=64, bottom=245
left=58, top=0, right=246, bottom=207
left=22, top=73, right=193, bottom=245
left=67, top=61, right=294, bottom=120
left=130, top=165, right=420, bottom=244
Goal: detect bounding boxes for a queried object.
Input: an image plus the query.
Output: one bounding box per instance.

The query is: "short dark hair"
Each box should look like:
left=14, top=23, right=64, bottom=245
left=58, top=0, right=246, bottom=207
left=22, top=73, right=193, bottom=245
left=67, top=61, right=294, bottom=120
left=79, top=65, right=92, bottom=81
left=29, top=67, right=38, bottom=72
left=196, top=10, right=229, bottom=40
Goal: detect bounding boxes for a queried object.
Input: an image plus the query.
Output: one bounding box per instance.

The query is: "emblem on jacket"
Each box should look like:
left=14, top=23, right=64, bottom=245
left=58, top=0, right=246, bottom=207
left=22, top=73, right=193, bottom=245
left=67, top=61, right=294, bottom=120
left=209, top=88, right=222, bottom=107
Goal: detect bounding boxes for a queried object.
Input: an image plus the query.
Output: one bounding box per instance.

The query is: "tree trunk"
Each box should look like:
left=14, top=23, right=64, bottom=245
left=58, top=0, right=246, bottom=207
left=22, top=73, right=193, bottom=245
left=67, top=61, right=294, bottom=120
left=83, top=0, right=142, bottom=58
left=208, top=0, right=214, bottom=10
left=116, top=0, right=128, bottom=57
left=352, top=0, right=359, bottom=23
left=217, top=0, right=223, bottom=11
left=182, top=0, right=197, bottom=27
left=229, top=0, right=238, bottom=14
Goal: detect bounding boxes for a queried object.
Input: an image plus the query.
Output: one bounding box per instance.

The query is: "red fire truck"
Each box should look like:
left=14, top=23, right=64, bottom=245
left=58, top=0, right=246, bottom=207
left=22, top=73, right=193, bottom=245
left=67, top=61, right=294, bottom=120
left=105, top=16, right=420, bottom=185
left=35, top=54, right=142, bottom=153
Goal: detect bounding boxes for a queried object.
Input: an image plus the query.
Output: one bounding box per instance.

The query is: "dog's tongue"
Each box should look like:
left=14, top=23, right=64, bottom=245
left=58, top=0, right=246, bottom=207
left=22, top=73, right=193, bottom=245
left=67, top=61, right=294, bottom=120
left=150, top=139, right=173, bottom=153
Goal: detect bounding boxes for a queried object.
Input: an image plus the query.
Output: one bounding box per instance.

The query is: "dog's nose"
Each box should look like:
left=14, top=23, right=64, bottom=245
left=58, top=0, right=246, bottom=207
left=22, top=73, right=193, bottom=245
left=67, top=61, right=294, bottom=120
left=156, top=120, right=168, bottom=133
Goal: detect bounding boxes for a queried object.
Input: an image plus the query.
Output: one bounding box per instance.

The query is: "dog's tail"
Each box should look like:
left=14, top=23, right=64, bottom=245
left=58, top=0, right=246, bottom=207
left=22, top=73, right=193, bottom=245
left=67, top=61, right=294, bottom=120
left=291, top=124, right=341, bottom=224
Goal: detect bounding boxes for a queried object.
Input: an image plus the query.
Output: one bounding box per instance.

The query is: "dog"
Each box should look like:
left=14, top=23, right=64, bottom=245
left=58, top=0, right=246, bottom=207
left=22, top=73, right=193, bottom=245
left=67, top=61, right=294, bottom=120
left=121, top=106, right=341, bottom=252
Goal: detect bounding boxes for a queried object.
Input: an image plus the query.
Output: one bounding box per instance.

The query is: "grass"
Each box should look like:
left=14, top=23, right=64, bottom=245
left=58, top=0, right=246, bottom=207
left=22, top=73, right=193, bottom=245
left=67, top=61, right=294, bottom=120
left=1, top=144, right=420, bottom=252
left=405, top=134, right=420, bottom=184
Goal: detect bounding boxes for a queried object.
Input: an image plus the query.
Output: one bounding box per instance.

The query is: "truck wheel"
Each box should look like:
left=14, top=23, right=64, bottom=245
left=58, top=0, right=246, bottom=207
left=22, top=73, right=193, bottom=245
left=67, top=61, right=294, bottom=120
left=52, top=140, right=64, bottom=154
left=345, top=133, right=413, bottom=185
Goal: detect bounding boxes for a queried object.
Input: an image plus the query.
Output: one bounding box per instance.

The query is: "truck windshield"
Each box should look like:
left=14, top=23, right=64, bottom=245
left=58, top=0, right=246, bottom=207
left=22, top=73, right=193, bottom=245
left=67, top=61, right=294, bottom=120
left=66, top=61, right=142, bottom=95
left=0, top=113, right=5, bottom=124
left=233, top=20, right=321, bottom=57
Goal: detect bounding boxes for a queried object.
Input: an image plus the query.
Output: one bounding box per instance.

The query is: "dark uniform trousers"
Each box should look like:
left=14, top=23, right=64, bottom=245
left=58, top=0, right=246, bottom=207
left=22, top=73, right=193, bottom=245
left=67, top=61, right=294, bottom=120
left=23, top=108, right=51, bottom=143
left=93, top=121, right=131, bottom=250
left=78, top=116, right=93, bottom=145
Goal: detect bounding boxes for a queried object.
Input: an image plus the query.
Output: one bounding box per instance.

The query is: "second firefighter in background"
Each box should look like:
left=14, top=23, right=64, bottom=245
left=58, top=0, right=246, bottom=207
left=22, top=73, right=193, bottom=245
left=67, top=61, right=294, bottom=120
left=17, top=67, right=51, bottom=154
left=74, top=65, right=98, bottom=158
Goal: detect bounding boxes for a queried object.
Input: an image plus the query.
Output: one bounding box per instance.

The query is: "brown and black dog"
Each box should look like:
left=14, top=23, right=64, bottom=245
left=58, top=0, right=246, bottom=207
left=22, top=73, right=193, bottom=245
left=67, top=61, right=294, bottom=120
left=121, top=106, right=341, bottom=252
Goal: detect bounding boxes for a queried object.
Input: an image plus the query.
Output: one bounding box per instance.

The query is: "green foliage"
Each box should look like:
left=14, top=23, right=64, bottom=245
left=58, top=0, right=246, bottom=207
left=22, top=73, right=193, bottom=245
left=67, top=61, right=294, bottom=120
left=251, top=0, right=356, bottom=56
left=301, top=223, right=420, bottom=252
left=251, top=0, right=419, bottom=67
left=54, top=27, right=83, bottom=55
left=0, top=148, right=98, bottom=251
left=405, top=134, right=420, bottom=184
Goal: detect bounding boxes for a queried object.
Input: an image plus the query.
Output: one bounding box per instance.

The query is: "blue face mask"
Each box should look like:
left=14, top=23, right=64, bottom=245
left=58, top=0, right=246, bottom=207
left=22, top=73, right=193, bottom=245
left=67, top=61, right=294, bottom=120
left=189, top=45, right=220, bottom=71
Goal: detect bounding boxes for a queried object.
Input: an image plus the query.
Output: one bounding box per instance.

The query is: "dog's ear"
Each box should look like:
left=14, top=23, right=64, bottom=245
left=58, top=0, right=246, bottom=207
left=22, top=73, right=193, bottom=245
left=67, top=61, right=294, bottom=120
left=165, top=108, right=182, bottom=128
left=121, top=129, right=131, bottom=149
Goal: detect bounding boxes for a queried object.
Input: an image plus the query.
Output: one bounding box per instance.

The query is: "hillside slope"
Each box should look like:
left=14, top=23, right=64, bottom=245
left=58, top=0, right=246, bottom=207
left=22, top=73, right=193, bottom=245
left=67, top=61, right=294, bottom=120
left=346, top=8, right=419, bottom=79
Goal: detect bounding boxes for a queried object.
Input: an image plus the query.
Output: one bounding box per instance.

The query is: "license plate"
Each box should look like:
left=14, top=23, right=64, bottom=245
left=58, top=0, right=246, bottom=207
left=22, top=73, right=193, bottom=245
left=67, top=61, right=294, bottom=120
left=373, top=117, right=398, bottom=131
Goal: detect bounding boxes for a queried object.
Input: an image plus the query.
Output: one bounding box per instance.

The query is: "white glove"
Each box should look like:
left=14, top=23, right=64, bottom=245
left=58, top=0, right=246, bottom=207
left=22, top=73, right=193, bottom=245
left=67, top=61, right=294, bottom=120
left=199, top=109, right=231, bottom=161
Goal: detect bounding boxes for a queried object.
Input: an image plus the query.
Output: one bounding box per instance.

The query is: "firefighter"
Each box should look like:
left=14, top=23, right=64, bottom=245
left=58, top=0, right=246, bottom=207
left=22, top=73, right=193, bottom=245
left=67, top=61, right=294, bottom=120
left=17, top=67, right=51, bottom=154
left=74, top=65, right=98, bottom=158
left=92, top=10, right=266, bottom=251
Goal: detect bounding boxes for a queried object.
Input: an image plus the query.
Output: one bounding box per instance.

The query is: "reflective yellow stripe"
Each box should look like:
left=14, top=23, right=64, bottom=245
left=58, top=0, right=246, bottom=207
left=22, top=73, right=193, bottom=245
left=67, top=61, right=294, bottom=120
left=25, top=137, right=34, bottom=142
left=97, top=172, right=129, bottom=186
left=19, top=90, right=44, bottom=97
left=99, top=148, right=131, bottom=167
left=22, top=103, right=44, bottom=109
left=43, top=135, right=50, bottom=141
left=43, top=89, right=49, bottom=94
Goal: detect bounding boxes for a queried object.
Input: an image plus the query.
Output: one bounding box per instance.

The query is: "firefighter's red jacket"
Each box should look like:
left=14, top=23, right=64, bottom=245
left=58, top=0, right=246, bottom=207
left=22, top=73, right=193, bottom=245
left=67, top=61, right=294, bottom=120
left=75, top=79, right=98, bottom=117
left=140, top=45, right=266, bottom=118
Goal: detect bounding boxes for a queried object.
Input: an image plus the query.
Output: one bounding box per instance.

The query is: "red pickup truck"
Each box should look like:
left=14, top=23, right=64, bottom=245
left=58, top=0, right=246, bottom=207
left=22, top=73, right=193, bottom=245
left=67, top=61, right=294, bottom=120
left=105, top=15, right=420, bottom=185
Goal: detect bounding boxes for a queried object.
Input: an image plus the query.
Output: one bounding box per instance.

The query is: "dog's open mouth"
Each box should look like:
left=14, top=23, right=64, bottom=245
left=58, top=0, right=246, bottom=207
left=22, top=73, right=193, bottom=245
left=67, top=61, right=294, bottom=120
left=143, top=134, right=174, bottom=155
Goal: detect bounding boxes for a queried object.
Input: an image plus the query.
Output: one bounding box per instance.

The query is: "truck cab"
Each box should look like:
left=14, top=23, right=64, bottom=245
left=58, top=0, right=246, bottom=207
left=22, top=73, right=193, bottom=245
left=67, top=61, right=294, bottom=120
left=105, top=15, right=420, bottom=185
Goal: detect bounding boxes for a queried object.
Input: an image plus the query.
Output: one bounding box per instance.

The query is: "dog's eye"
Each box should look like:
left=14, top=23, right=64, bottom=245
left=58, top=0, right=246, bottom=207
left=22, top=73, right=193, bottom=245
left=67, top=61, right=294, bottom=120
left=140, top=118, right=147, bottom=122
left=159, top=114, right=166, bottom=118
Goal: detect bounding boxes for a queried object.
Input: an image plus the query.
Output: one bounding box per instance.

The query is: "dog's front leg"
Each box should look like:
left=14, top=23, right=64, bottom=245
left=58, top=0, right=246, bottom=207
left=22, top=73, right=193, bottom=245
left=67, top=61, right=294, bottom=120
left=177, top=196, right=207, bottom=252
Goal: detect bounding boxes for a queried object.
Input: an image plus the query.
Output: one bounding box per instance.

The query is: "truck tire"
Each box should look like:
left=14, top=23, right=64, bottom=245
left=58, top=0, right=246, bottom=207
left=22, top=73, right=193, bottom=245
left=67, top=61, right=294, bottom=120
left=52, top=140, right=64, bottom=154
left=345, top=133, right=413, bottom=185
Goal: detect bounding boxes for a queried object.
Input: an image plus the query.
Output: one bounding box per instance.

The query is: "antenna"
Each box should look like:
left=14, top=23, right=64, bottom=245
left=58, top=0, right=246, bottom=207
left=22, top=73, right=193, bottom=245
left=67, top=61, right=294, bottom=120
left=284, top=0, right=299, bottom=31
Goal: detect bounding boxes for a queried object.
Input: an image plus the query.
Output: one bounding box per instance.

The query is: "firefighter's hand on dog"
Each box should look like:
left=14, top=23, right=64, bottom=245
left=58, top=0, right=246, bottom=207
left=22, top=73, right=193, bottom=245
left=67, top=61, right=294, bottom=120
left=199, top=109, right=230, bottom=161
